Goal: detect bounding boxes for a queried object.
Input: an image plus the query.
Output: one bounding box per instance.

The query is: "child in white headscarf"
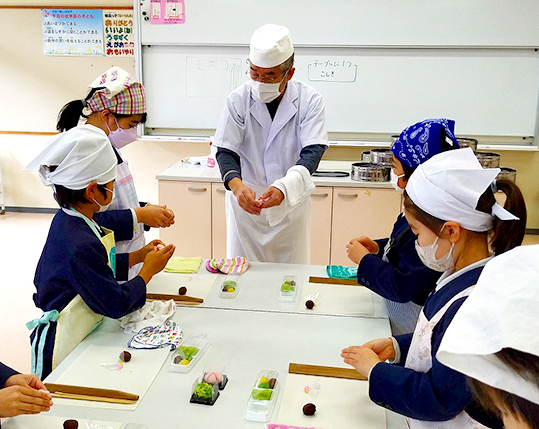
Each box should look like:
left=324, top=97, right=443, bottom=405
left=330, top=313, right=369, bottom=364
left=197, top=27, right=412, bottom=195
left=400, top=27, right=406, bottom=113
left=341, top=148, right=526, bottom=429
left=437, top=244, right=539, bottom=429
left=56, top=66, right=175, bottom=280
left=25, top=127, right=175, bottom=380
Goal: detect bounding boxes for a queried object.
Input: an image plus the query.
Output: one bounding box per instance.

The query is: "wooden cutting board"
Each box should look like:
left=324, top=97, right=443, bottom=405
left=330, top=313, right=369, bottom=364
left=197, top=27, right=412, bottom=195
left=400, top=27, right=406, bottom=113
left=146, top=272, right=217, bottom=304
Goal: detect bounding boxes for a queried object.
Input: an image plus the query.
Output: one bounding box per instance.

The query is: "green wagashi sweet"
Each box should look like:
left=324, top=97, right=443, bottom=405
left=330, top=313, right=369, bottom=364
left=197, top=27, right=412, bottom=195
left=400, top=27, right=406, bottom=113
left=258, top=376, right=270, bottom=388
left=179, top=346, right=199, bottom=360
left=194, top=382, right=214, bottom=399
left=251, top=389, right=273, bottom=401
left=281, top=282, right=295, bottom=292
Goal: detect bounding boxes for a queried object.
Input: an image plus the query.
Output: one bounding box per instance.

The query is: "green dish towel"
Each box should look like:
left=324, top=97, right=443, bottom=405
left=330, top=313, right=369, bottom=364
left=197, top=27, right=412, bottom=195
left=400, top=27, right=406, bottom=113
left=164, top=257, right=203, bottom=273
left=326, top=265, right=358, bottom=279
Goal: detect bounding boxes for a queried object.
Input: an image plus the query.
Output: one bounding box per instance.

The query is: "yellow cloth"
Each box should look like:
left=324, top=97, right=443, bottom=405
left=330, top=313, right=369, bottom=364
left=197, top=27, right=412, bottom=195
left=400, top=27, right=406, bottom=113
left=164, top=257, right=203, bottom=273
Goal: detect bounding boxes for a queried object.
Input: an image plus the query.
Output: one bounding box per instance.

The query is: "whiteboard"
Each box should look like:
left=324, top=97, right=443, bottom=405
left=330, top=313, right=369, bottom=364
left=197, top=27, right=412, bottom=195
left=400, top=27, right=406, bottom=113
left=138, top=0, right=539, bottom=48
left=141, top=45, right=539, bottom=137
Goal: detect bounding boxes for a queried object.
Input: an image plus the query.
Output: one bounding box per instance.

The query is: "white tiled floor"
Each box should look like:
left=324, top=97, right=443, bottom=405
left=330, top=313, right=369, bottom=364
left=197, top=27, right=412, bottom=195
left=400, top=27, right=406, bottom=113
left=1, top=212, right=538, bottom=375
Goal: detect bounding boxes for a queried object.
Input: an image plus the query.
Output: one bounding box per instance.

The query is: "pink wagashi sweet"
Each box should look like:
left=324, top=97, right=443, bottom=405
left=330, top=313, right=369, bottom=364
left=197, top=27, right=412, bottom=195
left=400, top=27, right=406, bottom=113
left=203, top=372, right=224, bottom=385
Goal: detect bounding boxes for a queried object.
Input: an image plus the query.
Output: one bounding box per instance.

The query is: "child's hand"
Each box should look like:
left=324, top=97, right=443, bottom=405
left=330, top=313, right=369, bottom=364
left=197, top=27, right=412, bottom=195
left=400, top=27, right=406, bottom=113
left=341, top=346, right=382, bottom=377
left=362, top=338, right=396, bottom=361
left=349, top=236, right=379, bottom=254
left=346, top=240, right=370, bottom=264
left=138, top=244, right=175, bottom=283
left=129, top=240, right=166, bottom=267
left=0, top=375, right=53, bottom=417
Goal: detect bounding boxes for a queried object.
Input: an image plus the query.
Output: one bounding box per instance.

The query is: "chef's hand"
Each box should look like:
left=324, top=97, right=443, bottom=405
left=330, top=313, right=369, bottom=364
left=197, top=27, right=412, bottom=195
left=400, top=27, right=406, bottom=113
left=349, top=236, right=379, bottom=254
left=135, top=204, right=175, bottom=228
left=129, top=240, right=166, bottom=267
left=138, top=243, right=176, bottom=284
left=228, top=178, right=261, bottom=215
left=256, top=187, right=284, bottom=209
left=0, top=374, right=53, bottom=417
left=346, top=240, right=371, bottom=265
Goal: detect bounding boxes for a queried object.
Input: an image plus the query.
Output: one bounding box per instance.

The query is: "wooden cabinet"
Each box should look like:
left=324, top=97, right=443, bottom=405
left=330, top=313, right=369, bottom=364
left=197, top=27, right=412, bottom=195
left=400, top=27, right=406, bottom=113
left=309, top=187, right=332, bottom=265
left=330, top=187, right=402, bottom=266
left=159, top=181, right=212, bottom=258
left=159, top=180, right=402, bottom=265
left=211, top=183, right=227, bottom=258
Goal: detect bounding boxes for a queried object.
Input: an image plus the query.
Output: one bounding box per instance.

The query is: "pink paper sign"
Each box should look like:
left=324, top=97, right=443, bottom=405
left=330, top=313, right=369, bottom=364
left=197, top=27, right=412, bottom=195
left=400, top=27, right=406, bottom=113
left=149, top=0, right=185, bottom=24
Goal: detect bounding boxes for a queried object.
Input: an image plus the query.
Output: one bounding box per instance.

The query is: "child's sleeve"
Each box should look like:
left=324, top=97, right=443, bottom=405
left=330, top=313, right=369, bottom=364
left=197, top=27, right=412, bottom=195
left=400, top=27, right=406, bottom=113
left=0, top=362, right=18, bottom=387
left=94, top=209, right=135, bottom=241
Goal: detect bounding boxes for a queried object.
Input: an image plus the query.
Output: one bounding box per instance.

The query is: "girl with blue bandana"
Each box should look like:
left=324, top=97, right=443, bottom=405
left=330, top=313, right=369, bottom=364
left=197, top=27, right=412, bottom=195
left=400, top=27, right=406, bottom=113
left=346, top=118, right=459, bottom=335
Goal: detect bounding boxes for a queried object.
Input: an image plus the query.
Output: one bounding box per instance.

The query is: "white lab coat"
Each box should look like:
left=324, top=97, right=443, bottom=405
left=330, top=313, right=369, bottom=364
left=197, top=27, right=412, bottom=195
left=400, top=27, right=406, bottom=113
left=214, top=79, right=328, bottom=263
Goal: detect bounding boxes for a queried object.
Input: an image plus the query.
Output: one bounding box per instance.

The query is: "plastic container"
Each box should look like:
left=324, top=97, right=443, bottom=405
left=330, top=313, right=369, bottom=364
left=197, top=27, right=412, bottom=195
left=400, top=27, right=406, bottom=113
left=279, top=275, right=298, bottom=302
left=245, top=370, right=279, bottom=422
left=190, top=377, right=220, bottom=405
left=220, top=275, right=241, bottom=299
left=202, top=365, right=229, bottom=390
left=170, top=334, right=209, bottom=373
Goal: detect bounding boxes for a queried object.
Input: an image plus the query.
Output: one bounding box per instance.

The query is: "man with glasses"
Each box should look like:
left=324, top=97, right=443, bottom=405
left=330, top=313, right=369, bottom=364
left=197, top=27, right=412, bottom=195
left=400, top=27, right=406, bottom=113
left=214, top=24, right=328, bottom=264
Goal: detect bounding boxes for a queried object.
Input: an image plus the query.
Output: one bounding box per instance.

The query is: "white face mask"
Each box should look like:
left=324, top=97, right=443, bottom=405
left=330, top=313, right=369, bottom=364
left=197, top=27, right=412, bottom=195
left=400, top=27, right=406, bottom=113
left=414, top=223, right=455, bottom=272
left=390, top=170, right=405, bottom=194
left=250, top=70, right=289, bottom=103
left=106, top=116, right=138, bottom=149
left=93, top=187, right=114, bottom=213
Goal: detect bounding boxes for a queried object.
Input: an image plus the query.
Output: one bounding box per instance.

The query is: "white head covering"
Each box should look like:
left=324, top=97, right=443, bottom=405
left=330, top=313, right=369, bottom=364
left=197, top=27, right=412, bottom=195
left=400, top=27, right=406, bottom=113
left=405, top=148, right=518, bottom=232
left=249, top=24, right=294, bottom=68
left=437, top=244, right=539, bottom=404
left=25, top=125, right=117, bottom=190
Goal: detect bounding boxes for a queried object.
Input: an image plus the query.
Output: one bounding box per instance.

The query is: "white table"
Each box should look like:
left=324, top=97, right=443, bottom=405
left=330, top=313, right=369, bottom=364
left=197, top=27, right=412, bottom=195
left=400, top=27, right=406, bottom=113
left=7, top=263, right=406, bottom=429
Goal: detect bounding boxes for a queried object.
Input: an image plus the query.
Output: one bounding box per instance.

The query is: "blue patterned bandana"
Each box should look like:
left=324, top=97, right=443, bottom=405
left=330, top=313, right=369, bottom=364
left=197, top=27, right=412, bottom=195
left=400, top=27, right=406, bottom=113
left=391, top=118, right=459, bottom=168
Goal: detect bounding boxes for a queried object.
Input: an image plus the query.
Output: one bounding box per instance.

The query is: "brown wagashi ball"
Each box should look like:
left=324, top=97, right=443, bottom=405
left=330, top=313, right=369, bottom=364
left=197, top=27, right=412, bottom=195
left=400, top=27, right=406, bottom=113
left=303, top=403, right=316, bottom=415
left=174, top=355, right=182, bottom=364
left=63, top=419, right=78, bottom=429
left=268, top=378, right=277, bottom=389
left=178, top=286, right=187, bottom=295
left=305, top=300, right=315, bottom=309
left=120, top=351, right=132, bottom=362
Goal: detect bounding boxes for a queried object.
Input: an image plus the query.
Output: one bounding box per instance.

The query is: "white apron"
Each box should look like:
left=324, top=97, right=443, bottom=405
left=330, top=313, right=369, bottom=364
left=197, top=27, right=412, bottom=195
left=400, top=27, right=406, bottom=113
left=404, top=285, right=490, bottom=429
left=225, top=185, right=311, bottom=264
left=381, top=233, right=422, bottom=336
left=27, top=211, right=115, bottom=378
left=108, top=156, right=145, bottom=280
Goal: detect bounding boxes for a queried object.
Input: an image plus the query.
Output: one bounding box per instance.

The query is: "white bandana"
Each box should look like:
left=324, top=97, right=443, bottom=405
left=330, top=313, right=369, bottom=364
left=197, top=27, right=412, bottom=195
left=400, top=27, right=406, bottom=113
left=406, top=148, right=518, bottom=232
left=437, top=244, right=539, bottom=405
left=25, top=125, right=117, bottom=189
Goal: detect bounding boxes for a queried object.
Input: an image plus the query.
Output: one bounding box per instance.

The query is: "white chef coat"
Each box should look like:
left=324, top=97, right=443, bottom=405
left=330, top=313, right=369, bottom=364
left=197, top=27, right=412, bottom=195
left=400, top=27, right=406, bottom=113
left=213, top=79, right=328, bottom=263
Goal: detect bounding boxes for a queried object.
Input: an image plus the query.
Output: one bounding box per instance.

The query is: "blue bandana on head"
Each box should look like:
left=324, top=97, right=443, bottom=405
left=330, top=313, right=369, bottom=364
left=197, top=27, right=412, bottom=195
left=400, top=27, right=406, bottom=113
left=391, top=118, right=459, bottom=168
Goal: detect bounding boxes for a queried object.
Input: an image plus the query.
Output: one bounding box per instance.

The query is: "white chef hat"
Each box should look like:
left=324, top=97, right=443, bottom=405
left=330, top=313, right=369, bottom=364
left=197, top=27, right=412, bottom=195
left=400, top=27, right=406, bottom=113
left=405, top=148, right=518, bottom=232
left=437, top=244, right=539, bottom=405
left=249, top=24, right=294, bottom=68
left=25, top=125, right=117, bottom=190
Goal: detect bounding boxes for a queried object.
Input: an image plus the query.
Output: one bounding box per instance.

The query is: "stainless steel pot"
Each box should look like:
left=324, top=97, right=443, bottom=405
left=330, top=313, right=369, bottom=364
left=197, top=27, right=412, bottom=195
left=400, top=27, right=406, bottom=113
left=497, top=167, right=517, bottom=183
left=475, top=151, right=501, bottom=168
left=370, top=148, right=393, bottom=166
left=351, top=162, right=390, bottom=182
left=361, top=150, right=371, bottom=162
left=456, top=137, right=478, bottom=151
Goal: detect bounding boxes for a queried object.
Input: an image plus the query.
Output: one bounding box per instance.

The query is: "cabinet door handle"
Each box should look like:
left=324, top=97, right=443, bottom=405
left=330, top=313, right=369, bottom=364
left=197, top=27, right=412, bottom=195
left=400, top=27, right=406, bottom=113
left=311, top=193, right=329, bottom=198
left=188, top=186, right=207, bottom=192
left=338, top=193, right=358, bottom=198
left=216, top=188, right=226, bottom=194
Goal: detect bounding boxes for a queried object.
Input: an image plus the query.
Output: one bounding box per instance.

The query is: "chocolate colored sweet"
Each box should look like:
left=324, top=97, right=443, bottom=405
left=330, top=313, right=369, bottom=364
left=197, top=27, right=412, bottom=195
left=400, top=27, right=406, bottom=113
left=268, top=378, right=277, bottom=389
left=63, top=419, right=79, bottom=429
left=178, top=286, right=187, bottom=295
left=120, top=351, right=132, bottom=362
left=174, top=355, right=182, bottom=364
left=305, top=299, right=315, bottom=309
left=303, top=403, right=316, bottom=416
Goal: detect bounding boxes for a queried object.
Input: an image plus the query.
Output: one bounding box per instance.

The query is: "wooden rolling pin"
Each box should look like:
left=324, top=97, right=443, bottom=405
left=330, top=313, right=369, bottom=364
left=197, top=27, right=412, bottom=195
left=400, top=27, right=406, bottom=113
left=45, top=383, right=139, bottom=404
left=289, top=363, right=366, bottom=380
left=308, top=276, right=359, bottom=286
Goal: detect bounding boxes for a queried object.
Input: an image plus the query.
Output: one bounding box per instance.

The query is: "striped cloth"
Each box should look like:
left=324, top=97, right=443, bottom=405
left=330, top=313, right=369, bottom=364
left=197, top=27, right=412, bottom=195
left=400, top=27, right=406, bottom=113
left=384, top=299, right=422, bottom=336
left=206, top=257, right=250, bottom=274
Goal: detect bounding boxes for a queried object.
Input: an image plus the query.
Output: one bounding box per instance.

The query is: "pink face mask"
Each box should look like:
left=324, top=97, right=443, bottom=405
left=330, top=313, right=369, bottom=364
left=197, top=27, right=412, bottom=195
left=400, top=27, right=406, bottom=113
left=106, top=116, right=138, bottom=149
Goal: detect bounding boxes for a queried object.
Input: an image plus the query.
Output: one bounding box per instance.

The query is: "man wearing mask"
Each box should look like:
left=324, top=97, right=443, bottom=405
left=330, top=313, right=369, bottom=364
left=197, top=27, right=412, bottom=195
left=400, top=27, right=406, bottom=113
left=214, top=24, right=328, bottom=264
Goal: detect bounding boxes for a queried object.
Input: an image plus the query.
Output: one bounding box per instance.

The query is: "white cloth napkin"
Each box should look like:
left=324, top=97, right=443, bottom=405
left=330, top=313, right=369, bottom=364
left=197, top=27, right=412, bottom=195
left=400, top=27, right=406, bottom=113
left=119, top=299, right=176, bottom=333
left=265, top=165, right=315, bottom=226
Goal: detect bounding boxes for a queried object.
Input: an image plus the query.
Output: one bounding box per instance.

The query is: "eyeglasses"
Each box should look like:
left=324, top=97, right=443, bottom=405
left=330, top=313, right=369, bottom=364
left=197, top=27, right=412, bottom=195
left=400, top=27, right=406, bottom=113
left=245, top=60, right=289, bottom=84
